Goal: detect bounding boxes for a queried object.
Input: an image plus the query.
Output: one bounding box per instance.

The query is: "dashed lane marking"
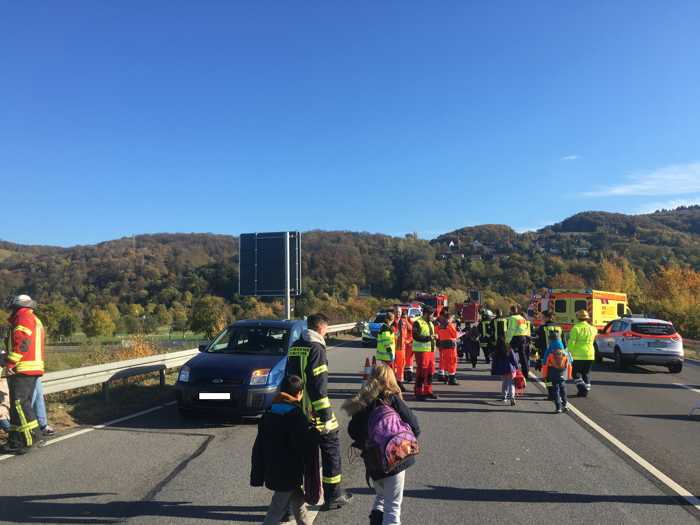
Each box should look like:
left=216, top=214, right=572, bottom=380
left=673, top=383, right=700, bottom=395
left=529, top=372, right=700, bottom=511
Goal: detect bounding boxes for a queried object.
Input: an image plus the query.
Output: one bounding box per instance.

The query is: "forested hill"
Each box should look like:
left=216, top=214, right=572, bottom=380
left=1, top=206, right=700, bottom=338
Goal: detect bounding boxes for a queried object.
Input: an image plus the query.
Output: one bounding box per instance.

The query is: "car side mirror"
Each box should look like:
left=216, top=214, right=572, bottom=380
left=198, top=343, right=209, bottom=352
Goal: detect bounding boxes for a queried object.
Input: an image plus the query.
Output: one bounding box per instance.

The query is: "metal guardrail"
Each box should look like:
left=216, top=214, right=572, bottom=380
left=42, top=322, right=359, bottom=397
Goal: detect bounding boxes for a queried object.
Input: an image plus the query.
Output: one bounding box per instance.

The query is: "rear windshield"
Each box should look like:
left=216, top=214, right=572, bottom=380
left=632, top=323, right=676, bottom=336
left=207, top=326, right=290, bottom=355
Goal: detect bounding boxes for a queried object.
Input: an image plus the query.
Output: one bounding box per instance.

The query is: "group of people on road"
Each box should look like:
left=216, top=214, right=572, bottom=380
left=0, top=295, right=54, bottom=456
left=251, top=303, right=602, bottom=525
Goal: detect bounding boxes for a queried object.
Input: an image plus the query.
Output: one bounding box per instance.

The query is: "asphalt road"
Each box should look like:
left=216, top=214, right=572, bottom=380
left=0, top=339, right=697, bottom=524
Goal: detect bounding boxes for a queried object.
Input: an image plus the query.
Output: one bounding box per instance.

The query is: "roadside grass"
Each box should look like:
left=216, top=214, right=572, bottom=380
left=684, top=339, right=700, bottom=361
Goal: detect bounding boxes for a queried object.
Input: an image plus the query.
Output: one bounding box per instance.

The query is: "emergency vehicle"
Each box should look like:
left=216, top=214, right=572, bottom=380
left=458, top=290, right=482, bottom=325
left=415, top=292, right=448, bottom=317
left=528, top=289, right=631, bottom=332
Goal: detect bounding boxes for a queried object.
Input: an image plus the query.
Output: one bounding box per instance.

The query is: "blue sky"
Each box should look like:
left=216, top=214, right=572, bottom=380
left=1, top=1, right=699, bottom=246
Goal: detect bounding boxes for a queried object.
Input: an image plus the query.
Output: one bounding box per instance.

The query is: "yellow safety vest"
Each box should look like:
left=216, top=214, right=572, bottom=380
left=412, top=318, right=434, bottom=353
left=376, top=324, right=396, bottom=362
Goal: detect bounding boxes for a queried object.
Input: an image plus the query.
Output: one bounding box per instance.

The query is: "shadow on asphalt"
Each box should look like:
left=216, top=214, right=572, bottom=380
left=0, top=493, right=268, bottom=523
left=409, top=406, right=551, bottom=414
left=348, top=485, right=689, bottom=506
left=623, top=413, right=700, bottom=422
left=591, top=380, right=697, bottom=390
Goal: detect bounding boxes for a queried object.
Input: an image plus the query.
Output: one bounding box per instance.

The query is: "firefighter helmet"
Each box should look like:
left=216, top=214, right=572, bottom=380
left=9, top=294, right=37, bottom=310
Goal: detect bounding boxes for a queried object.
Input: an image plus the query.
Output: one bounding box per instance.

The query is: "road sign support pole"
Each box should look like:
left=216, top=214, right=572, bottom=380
left=284, top=231, right=291, bottom=320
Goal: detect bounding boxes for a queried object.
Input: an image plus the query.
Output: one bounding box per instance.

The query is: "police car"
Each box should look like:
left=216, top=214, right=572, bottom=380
left=595, top=317, right=684, bottom=373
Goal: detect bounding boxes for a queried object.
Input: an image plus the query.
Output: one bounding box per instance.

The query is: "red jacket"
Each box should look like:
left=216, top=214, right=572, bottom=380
left=6, top=308, right=45, bottom=376
left=435, top=320, right=458, bottom=349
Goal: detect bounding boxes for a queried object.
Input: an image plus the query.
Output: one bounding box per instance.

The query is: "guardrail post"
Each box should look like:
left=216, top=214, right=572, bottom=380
left=102, top=382, right=110, bottom=401
left=159, top=369, right=166, bottom=387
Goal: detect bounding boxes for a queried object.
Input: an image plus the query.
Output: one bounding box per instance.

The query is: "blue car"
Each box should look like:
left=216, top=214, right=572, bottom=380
left=361, top=312, right=391, bottom=347
left=175, top=319, right=307, bottom=417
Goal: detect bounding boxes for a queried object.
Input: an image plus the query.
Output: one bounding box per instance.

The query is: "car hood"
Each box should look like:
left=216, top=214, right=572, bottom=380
left=186, top=352, right=285, bottom=379
left=367, top=322, right=384, bottom=334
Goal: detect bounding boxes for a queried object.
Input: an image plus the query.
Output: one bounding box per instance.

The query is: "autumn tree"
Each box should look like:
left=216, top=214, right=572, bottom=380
left=83, top=308, right=116, bottom=338
left=189, top=295, right=226, bottom=339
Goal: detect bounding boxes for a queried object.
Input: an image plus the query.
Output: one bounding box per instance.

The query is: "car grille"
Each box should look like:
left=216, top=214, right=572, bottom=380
left=193, top=377, right=244, bottom=386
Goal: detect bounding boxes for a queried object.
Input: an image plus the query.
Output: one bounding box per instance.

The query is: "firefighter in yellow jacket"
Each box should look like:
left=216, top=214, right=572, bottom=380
left=2, top=295, right=45, bottom=454
left=286, top=313, right=352, bottom=510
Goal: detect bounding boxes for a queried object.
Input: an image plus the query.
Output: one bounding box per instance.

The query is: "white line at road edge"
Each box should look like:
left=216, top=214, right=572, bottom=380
left=674, top=383, right=700, bottom=395
left=528, top=373, right=700, bottom=511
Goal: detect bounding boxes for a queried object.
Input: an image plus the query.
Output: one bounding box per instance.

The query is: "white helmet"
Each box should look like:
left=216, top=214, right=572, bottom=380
left=9, top=294, right=37, bottom=309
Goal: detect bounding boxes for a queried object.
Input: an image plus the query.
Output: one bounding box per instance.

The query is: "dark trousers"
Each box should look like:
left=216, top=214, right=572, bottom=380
left=511, top=336, right=530, bottom=377
left=469, top=345, right=479, bottom=367
left=483, top=343, right=492, bottom=364
left=7, top=374, right=39, bottom=449
left=551, top=379, right=567, bottom=409
left=319, top=430, right=343, bottom=500
left=572, top=360, right=593, bottom=396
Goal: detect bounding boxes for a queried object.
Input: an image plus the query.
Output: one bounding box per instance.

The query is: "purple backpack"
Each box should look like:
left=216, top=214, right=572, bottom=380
left=365, top=402, right=419, bottom=475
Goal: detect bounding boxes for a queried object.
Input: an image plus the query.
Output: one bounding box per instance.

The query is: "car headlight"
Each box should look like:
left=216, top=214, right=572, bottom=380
left=250, top=368, right=271, bottom=386
left=178, top=365, right=191, bottom=383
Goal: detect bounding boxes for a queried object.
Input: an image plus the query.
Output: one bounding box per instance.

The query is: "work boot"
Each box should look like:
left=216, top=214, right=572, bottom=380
left=321, top=491, right=352, bottom=511
left=448, top=375, right=459, bottom=385
left=426, top=392, right=439, bottom=400
left=1, top=441, right=31, bottom=455
left=369, top=510, right=384, bottom=525
left=404, top=370, right=413, bottom=383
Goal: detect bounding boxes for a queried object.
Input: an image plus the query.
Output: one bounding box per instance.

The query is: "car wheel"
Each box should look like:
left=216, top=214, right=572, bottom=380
left=594, top=344, right=602, bottom=364
left=614, top=348, right=626, bottom=370
left=668, top=363, right=683, bottom=374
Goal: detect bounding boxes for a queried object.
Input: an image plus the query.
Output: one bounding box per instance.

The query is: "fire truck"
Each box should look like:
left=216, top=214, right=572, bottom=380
left=415, top=292, right=448, bottom=317
left=458, top=290, right=482, bottom=325
left=527, top=289, right=631, bottom=332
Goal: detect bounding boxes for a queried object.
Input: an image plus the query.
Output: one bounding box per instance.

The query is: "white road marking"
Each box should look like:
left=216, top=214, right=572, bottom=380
left=673, top=383, right=700, bottom=395
left=529, top=372, right=700, bottom=511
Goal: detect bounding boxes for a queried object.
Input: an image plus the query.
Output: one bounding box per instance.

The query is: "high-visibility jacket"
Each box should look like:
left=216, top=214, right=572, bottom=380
left=478, top=320, right=493, bottom=348
left=412, top=318, right=435, bottom=353
left=376, top=323, right=396, bottom=362
left=286, top=331, right=338, bottom=434
left=5, top=308, right=45, bottom=376
left=491, top=317, right=508, bottom=343
left=505, top=314, right=530, bottom=344
left=435, top=320, right=458, bottom=349
left=537, top=322, right=564, bottom=352
left=568, top=321, right=598, bottom=361
left=541, top=351, right=573, bottom=382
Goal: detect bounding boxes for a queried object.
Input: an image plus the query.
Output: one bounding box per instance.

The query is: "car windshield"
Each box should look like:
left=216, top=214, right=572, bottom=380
left=632, top=323, right=676, bottom=336
left=207, top=326, right=290, bottom=355
left=372, top=314, right=389, bottom=324
left=420, top=298, right=438, bottom=309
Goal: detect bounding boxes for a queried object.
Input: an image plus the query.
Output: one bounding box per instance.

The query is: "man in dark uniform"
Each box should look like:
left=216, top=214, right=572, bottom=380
left=286, top=313, right=352, bottom=510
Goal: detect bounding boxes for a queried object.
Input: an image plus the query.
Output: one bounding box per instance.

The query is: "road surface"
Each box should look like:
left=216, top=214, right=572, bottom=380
left=0, top=339, right=697, bottom=524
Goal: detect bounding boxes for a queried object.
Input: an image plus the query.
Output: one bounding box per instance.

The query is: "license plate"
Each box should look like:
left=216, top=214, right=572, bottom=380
left=199, top=392, right=230, bottom=400
left=647, top=341, right=670, bottom=348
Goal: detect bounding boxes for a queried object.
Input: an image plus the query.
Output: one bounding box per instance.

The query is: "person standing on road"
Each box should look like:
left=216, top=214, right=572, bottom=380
left=403, top=313, right=416, bottom=384
left=492, top=337, right=519, bottom=406
left=412, top=306, right=438, bottom=400
left=286, top=313, right=352, bottom=510
left=568, top=310, right=598, bottom=398
left=505, top=305, right=531, bottom=378
left=435, top=310, right=459, bottom=385
left=536, top=311, right=565, bottom=400
left=0, top=373, right=10, bottom=433
left=32, top=378, right=55, bottom=436
left=343, top=364, right=420, bottom=525
left=478, top=310, right=494, bottom=364
left=541, top=338, right=573, bottom=413
left=2, top=295, right=45, bottom=454
left=394, top=310, right=409, bottom=392
left=251, top=375, right=317, bottom=525
left=376, top=311, right=396, bottom=366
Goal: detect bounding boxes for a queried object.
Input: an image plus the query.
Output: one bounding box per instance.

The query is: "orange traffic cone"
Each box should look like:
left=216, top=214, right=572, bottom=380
left=371, top=356, right=377, bottom=368
left=362, top=358, right=371, bottom=380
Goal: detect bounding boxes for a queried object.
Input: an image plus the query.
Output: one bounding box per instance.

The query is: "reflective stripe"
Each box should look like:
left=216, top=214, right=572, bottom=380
left=15, top=400, right=35, bottom=447
left=312, top=397, right=331, bottom=411
left=315, top=415, right=339, bottom=432
left=7, top=352, right=22, bottom=363
left=322, top=474, right=342, bottom=484
left=288, top=347, right=310, bottom=358
left=16, top=361, right=45, bottom=373
left=34, top=316, right=43, bottom=368
left=312, top=364, right=328, bottom=376
left=14, top=325, right=32, bottom=336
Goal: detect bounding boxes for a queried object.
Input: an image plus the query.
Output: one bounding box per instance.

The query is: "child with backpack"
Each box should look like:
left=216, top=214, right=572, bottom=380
left=250, top=375, right=317, bottom=525
left=541, top=338, right=573, bottom=413
left=342, top=363, right=420, bottom=525
left=491, top=337, right=520, bottom=406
